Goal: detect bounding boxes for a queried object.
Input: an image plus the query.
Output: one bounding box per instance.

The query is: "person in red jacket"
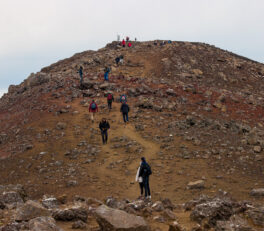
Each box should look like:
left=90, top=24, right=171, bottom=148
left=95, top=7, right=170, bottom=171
left=89, top=100, right=98, bottom=122
left=128, top=42, right=132, bottom=48
left=122, top=39, right=126, bottom=47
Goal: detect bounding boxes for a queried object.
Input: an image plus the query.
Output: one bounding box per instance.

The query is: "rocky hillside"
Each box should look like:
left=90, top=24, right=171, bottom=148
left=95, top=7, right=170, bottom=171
left=1, top=41, right=264, bottom=230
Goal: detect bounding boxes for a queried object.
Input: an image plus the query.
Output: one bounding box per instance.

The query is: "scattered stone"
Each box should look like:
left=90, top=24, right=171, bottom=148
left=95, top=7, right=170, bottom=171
left=95, top=205, right=150, bottom=231
left=187, top=180, right=205, bottom=189
left=15, top=200, right=50, bottom=221
left=28, top=216, right=63, bottom=231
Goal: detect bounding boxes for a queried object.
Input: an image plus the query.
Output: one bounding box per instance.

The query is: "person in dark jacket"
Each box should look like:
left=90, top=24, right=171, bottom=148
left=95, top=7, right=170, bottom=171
left=78, top=66, right=83, bottom=86
left=120, top=102, right=129, bottom=124
left=99, top=118, right=110, bottom=144
left=139, top=157, right=151, bottom=199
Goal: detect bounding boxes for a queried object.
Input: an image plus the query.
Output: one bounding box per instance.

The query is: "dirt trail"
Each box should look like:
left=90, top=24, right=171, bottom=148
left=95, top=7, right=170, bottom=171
left=91, top=103, right=160, bottom=199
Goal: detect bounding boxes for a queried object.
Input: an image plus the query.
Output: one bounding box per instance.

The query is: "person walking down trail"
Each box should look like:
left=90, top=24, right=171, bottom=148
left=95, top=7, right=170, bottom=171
left=78, top=66, right=83, bottom=86
left=89, top=100, right=98, bottom=123
left=104, top=66, right=111, bottom=81
left=99, top=118, right=110, bottom=144
left=107, top=93, right=114, bottom=111
left=120, top=102, right=129, bottom=125
left=135, top=162, right=144, bottom=198
left=122, top=39, right=126, bottom=47
left=139, top=157, right=152, bottom=199
left=120, top=94, right=127, bottom=104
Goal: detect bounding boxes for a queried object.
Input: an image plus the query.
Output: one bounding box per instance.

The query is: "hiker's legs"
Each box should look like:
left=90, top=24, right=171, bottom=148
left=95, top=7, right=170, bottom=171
left=146, top=178, right=151, bottom=196
left=105, top=130, right=108, bottom=143
left=80, top=73, right=83, bottom=85
left=108, top=101, right=112, bottom=110
left=125, top=112, right=128, bottom=122
left=101, top=131, right=105, bottom=144
left=139, top=182, right=144, bottom=196
left=91, top=113, right=93, bottom=121
left=122, top=113, right=126, bottom=123
left=104, top=72, right=109, bottom=81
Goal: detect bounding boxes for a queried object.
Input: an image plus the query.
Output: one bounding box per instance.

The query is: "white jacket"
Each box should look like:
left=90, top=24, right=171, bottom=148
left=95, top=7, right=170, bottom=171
left=135, top=166, right=143, bottom=183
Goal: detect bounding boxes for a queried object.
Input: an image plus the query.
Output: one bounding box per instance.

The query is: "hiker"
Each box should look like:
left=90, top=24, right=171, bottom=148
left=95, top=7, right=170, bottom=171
left=99, top=118, right=110, bottom=144
left=139, top=157, right=152, bottom=199
left=126, top=36, right=129, bottom=42
left=120, top=102, right=129, bottom=124
left=122, top=39, right=126, bottom=47
left=78, top=66, right=83, bottom=86
left=107, top=92, right=114, bottom=110
left=120, top=94, right=127, bottom=103
left=115, top=56, right=120, bottom=66
left=89, top=100, right=98, bottom=122
left=119, top=55, right=124, bottom=65
left=104, top=66, right=111, bottom=81
left=128, top=42, right=132, bottom=48
left=135, top=162, right=144, bottom=198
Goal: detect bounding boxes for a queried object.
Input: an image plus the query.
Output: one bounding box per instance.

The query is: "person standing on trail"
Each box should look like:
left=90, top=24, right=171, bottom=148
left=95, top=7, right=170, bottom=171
left=99, top=118, right=110, bottom=144
left=135, top=162, right=144, bottom=198
left=78, top=66, right=83, bottom=86
left=89, top=100, right=98, bottom=122
left=104, top=66, right=111, bottom=81
left=115, top=56, right=120, bottom=66
left=120, top=102, right=129, bottom=124
left=126, top=36, right=129, bottom=42
left=122, top=39, right=126, bottom=47
left=139, top=157, right=152, bottom=199
left=128, top=42, right=132, bottom=48
left=107, top=92, right=114, bottom=111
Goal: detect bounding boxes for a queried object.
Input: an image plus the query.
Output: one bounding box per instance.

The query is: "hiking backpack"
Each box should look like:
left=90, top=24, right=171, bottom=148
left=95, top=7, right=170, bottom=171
left=91, top=102, right=96, bottom=110
left=120, top=95, right=127, bottom=103
left=107, top=94, right=113, bottom=100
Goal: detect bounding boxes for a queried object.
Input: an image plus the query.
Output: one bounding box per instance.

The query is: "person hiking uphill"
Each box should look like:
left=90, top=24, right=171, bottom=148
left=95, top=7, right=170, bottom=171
left=120, top=102, right=129, bottom=125
left=89, top=100, right=98, bottom=122
left=107, top=92, right=114, bottom=111
left=135, top=161, right=144, bottom=198
left=78, top=66, right=83, bottom=86
left=104, top=66, right=111, bottom=81
left=99, top=118, right=110, bottom=144
left=121, top=39, right=126, bottom=47
left=139, top=157, right=152, bottom=199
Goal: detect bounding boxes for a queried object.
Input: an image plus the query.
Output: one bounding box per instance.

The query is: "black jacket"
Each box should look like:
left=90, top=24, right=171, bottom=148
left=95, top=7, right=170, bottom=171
left=139, top=162, right=151, bottom=178
left=120, top=103, right=130, bottom=113
left=99, top=121, right=110, bottom=131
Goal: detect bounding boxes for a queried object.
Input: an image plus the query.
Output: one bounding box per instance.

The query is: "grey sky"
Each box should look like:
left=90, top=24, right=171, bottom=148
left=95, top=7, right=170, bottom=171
left=1, top=0, right=264, bottom=96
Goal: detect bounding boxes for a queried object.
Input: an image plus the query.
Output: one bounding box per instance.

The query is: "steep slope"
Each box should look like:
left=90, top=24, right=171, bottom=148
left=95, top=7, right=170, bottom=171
left=0, top=40, right=264, bottom=208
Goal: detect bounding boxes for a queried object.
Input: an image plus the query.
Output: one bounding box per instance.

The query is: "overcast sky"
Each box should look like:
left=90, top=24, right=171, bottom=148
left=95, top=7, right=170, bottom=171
left=0, top=0, right=264, bottom=96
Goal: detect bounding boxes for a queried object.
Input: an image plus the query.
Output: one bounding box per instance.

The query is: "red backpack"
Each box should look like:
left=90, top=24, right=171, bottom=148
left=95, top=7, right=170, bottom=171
left=107, top=94, right=113, bottom=100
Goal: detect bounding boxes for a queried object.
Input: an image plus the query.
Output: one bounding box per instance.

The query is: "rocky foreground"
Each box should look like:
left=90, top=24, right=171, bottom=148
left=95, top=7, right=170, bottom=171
left=0, top=184, right=264, bottom=230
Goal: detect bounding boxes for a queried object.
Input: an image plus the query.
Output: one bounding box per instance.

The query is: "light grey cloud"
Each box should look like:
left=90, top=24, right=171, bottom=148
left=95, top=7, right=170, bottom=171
left=0, top=0, right=264, bottom=91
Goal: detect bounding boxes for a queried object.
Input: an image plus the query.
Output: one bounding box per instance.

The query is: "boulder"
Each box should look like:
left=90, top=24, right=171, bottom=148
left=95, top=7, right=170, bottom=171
left=42, top=196, right=59, bottom=209
left=187, top=180, right=205, bottom=189
left=52, top=206, right=87, bottom=222
left=168, top=221, right=185, bottom=231
left=81, top=80, right=96, bottom=89
left=253, top=146, right=261, bottom=153
left=15, top=200, right=50, bottom=221
left=190, top=196, right=236, bottom=227
left=250, top=188, right=264, bottom=197
left=28, top=216, right=63, bottom=231
left=215, top=215, right=253, bottom=231
left=56, top=122, right=67, bottom=130
left=246, top=207, right=264, bottom=227
left=95, top=205, right=150, bottom=231
left=152, top=201, right=165, bottom=212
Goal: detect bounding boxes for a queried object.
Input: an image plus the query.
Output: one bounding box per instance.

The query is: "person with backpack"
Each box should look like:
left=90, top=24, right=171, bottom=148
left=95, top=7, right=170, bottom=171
left=139, top=157, right=152, bottom=199
left=78, top=66, right=83, bottom=86
left=104, top=66, right=111, bottom=81
left=107, top=93, right=114, bottom=111
left=121, top=39, right=126, bottom=47
left=120, top=102, right=129, bottom=125
left=99, top=118, right=110, bottom=144
left=89, top=100, right=98, bottom=122
left=120, top=94, right=127, bottom=104
left=135, top=162, right=144, bottom=198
